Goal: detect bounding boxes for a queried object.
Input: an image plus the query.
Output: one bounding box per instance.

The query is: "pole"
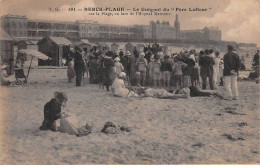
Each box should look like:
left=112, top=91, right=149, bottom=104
left=26, top=56, right=33, bottom=81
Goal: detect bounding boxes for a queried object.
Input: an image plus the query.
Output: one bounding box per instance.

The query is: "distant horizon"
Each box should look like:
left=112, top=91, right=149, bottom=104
left=0, top=0, right=259, bottom=46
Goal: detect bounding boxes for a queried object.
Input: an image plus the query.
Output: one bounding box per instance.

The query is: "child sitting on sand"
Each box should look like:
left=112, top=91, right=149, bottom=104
left=40, top=92, right=67, bottom=131
left=111, top=72, right=138, bottom=97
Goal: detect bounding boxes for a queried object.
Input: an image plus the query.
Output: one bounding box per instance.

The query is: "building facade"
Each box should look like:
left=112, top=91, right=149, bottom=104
left=1, top=14, right=222, bottom=42
left=181, top=26, right=221, bottom=41
left=1, top=15, right=28, bottom=41
left=150, top=14, right=181, bottom=40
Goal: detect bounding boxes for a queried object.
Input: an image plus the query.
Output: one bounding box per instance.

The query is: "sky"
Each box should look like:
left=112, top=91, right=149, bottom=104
left=0, top=0, right=259, bottom=45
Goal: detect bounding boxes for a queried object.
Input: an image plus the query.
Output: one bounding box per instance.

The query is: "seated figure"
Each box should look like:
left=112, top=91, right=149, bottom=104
left=111, top=72, right=138, bottom=97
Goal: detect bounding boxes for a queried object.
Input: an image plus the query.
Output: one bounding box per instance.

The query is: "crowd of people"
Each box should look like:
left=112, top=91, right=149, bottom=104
left=66, top=44, right=258, bottom=100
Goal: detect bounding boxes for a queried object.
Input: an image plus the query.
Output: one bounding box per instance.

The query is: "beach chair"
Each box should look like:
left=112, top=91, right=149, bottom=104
left=14, top=68, right=27, bottom=84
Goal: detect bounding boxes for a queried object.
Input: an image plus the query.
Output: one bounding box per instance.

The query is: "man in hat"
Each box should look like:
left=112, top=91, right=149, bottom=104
left=223, top=45, right=240, bottom=100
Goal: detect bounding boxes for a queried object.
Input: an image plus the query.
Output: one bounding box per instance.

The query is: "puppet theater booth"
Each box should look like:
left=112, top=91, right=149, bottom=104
left=37, top=37, right=72, bottom=66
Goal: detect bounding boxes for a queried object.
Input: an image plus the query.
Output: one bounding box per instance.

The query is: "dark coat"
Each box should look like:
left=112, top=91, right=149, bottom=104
left=120, top=56, right=130, bottom=74
left=160, top=59, right=172, bottom=72
left=40, top=99, right=61, bottom=130
left=181, top=57, right=195, bottom=76
left=253, top=53, right=259, bottom=65
left=223, top=51, right=240, bottom=76
left=199, top=55, right=215, bottom=77
left=74, top=51, right=84, bottom=73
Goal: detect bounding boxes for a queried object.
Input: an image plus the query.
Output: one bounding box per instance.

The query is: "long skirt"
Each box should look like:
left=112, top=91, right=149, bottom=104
left=181, top=75, right=192, bottom=88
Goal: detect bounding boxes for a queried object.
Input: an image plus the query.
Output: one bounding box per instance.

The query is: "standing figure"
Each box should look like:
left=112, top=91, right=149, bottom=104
left=253, top=50, right=259, bottom=82
left=136, top=52, right=148, bottom=86
left=160, top=54, right=172, bottom=89
left=223, top=45, right=240, bottom=100
left=103, top=56, right=115, bottom=91
left=219, top=58, right=224, bottom=86
left=199, top=49, right=215, bottom=90
left=67, top=57, right=75, bottom=83
left=213, top=51, right=221, bottom=88
left=149, top=54, right=161, bottom=88
left=172, top=56, right=187, bottom=90
left=120, top=51, right=131, bottom=76
left=130, top=52, right=138, bottom=84
left=74, top=46, right=85, bottom=87
left=114, top=57, right=124, bottom=76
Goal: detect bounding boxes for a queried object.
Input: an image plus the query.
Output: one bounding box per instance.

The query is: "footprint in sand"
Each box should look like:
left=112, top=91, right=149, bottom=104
left=225, top=110, right=246, bottom=115
left=238, top=122, right=248, bottom=127
left=192, top=143, right=205, bottom=148
left=222, top=134, right=245, bottom=141
left=224, top=107, right=236, bottom=111
left=224, top=107, right=246, bottom=115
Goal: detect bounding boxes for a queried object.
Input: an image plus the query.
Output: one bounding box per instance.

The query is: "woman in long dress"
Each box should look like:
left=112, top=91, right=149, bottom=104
left=213, top=51, right=221, bottom=88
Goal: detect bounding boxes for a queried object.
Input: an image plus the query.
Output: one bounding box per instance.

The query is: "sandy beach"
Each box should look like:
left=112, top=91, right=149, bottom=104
left=0, top=68, right=259, bottom=164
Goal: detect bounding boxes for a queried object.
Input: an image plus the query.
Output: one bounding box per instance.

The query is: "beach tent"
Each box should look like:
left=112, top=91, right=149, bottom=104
left=111, top=43, right=119, bottom=52
left=125, top=43, right=134, bottom=55
left=37, top=37, right=72, bottom=66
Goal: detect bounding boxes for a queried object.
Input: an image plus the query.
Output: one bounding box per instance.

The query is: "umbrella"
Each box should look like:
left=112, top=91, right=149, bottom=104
left=17, top=49, right=52, bottom=80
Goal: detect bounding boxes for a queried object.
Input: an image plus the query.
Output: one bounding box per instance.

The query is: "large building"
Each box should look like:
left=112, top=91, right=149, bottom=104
left=150, top=14, right=181, bottom=40
left=1, top=15, right=28, bottom=41
left=1, top=14, right=221, bottom=42
left=181, top=26, right=221, bottom=41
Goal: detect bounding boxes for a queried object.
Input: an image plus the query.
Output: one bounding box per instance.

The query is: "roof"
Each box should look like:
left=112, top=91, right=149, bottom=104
left=49, top=37, right=72, bottom=45
left=181, top=29, right=203, bottom=33
left=81, top=39, right=90, bottom=44
left=0, top=28, right=13, bottom=41
left=20, top=40, right=38, bottom=45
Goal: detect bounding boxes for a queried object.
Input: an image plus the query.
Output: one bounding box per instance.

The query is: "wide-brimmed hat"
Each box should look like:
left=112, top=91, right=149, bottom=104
left=166, top=51, right=171, bottom=57
left=157, top=52, right=164, bottom=58
left=114, top=57, right=120, bottom=62
left=125, top=51, right=131, bottom=56
left=119, top=72, right=126, bottom=78
left=139, top=52, right=145, bottom=57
